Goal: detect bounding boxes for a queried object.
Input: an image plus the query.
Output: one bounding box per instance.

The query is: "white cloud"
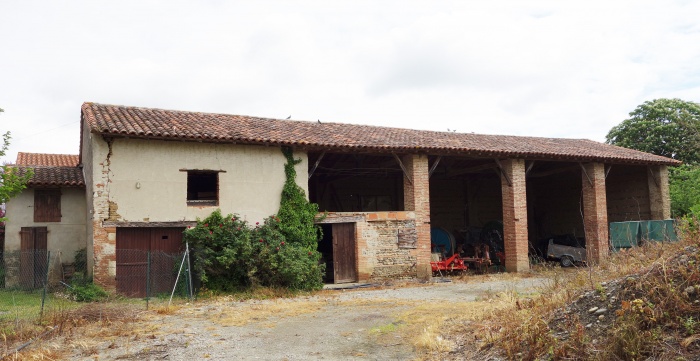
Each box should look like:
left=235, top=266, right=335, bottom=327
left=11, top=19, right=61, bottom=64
left=1, top=0, right=699, bottom=163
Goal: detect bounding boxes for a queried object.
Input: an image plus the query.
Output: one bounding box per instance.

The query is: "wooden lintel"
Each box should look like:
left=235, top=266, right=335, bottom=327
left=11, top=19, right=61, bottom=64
left=428, top=156, right=442, bottom=178
left=393, top=153, right=413, bottom=185
left=647, top=166, right=660, bottom=188
left=579, top=163, right=594, bottom=187
left=102, top=221, right=197, bottom=228
left=308, top=151, right=326, bottom=180
left=314, top=215, right=365, bottom=224
left=494, top=159, right=512, bottom=187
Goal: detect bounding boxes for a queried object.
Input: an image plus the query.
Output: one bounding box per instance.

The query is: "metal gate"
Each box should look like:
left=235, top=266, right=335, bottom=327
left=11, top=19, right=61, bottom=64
left=115, top=227, right=184, bottom=297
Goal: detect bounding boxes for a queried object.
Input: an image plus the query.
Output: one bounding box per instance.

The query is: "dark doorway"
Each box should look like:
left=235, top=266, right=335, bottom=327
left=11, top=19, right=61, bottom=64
left=115, top=227, right=184, bottom=297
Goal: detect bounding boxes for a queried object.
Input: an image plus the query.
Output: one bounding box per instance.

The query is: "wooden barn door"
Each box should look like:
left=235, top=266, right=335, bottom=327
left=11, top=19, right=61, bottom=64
left=116, top=227, right=183, bottom=297
left=332, top=223, right=357, bottom=284
left=19, top=227, right=48, bottom=289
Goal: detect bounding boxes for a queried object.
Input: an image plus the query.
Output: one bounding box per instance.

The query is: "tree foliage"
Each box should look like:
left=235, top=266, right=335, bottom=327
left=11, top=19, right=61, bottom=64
left=0, top=107, right=32, bottom=222
left=605, top=98, right=700, bottom=164
left=669, top=165, right=700, bottom=218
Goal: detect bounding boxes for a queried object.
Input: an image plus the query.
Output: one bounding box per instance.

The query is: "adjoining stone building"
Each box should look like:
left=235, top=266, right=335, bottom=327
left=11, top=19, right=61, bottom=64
left=3, top=102, right=680, bottom=291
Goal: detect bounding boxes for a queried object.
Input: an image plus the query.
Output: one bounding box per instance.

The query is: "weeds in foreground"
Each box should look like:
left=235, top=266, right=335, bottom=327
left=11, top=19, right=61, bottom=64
left=432, top=230, right=700, bottom=360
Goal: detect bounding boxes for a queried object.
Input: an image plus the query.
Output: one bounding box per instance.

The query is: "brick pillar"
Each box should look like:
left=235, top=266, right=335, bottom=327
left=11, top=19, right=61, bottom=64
left=582, top=163, right=609, bottom=263
left=500, top=159, right=529, bottom=272
left=648, top=165, right=671, bottom=220
left=402, top=154, right=431, bottom=280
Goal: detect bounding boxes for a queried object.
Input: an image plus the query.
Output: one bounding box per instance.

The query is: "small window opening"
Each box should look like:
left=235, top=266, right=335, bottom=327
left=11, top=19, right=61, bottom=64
left=161, top=235, right=169, bottom=240
left=187, top=171, right=218, bottom=206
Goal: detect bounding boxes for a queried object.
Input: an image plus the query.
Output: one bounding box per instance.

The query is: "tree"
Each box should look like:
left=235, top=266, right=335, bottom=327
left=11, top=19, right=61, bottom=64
left=0, top=107, right=32, bottom=222
left=605, top=98, right=700, bottom=164
left=669, top=165, right=700, bottom=217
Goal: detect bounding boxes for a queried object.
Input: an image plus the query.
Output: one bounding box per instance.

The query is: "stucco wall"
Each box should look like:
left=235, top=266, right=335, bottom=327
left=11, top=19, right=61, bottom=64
left=87, top=134, right=309, bottom=289
left=4, top=187, right=87, bottom=285
left=90, top=136, right=308, bottom=223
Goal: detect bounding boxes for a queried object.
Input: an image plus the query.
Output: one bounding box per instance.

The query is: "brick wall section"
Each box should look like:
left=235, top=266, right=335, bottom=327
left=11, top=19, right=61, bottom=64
left=320, top=211, right=418, bottom=281
left=500, top=159, right=529, bottom=272
left=402, top=154, right=432, bottom=279
left=92, top=223, right=116, bottom=289
left=606, top=165, right=651, bottom=222
left=582, top=163, right=609, bottom=263
left=92, top=146, right=117, bottom=290
left=647, top=165, right=671, bottom=220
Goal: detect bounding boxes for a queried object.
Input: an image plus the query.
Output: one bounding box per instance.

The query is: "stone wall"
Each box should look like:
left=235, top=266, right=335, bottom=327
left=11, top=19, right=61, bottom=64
left=319, top=211, right=420, bottom=281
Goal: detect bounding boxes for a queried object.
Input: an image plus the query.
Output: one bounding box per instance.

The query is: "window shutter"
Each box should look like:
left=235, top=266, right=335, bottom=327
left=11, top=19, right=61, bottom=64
left=34, top=189, right=61, bottom=222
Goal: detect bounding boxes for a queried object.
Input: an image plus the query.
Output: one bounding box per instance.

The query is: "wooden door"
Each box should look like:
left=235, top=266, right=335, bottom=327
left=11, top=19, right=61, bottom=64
left=19, top=227, right=48, bottom=289
left=116, top=227, right=184, bottom=297
left=332, top=223, right=357, bottom=283
left=116, top=228, right=149, bottom=297
left=149, top=228, right=184, bottom=295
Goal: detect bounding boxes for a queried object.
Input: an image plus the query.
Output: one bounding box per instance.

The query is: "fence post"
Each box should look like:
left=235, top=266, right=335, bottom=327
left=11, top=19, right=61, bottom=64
left=40, top=251, right=51, bottom=321
left=146, top=250, right=151, bottom=310
left=186, top=242, right=193, bottom=301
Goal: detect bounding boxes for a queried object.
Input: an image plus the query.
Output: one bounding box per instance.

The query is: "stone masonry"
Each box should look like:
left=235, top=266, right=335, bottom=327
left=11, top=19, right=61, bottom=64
left=320, top=211, right=418, bottom=281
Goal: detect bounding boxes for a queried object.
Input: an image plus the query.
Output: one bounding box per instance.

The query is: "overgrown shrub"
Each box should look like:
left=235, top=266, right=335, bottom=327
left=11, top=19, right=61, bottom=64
left=184, top=211, right=323, bottom=291
left=184, top=210, right=252, bottom=291
left=68, top=274, right=108, bottom=302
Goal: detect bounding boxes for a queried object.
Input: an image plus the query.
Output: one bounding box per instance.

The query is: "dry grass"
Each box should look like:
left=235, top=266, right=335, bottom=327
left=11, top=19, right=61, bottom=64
left=432, top=232, right=699, bottom=360
left=211, top=299, right=325, bottom=327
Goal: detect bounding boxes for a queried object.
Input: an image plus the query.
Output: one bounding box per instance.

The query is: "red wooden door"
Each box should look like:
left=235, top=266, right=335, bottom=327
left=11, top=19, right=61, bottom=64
left=332, top=223, right=357, bottom=284
left=116, top=227, right=184, bottom=297
left=19, top=227, right=48, bottom=289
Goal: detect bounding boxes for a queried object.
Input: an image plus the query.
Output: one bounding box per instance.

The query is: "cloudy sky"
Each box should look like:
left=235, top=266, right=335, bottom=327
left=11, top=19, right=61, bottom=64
left=1, top=0, right=699, bottom=164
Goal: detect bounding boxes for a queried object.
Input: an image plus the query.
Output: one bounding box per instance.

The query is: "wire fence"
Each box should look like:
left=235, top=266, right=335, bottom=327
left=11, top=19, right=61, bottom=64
left=0, top=248, right=193, bottom=347
left=115, top=249, right=193, bottom=304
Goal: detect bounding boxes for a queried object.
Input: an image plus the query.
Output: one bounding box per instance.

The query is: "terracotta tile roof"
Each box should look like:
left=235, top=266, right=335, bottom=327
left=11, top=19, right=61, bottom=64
left=11, top=166, right=85, bottom=188
left=16, top=152, right=79, bottom=167
left=13, top=153, right=84, bottom=187
left=82, top=102, right=680, bottom=166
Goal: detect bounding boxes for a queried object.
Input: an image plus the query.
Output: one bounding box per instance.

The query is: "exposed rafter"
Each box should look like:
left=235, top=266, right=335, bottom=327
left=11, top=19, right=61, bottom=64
left=308, top=151, right=326, bottom=179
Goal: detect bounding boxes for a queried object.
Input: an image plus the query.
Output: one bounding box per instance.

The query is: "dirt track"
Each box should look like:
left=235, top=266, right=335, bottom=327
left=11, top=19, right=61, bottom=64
left=70, top=275, right=547, bottom=360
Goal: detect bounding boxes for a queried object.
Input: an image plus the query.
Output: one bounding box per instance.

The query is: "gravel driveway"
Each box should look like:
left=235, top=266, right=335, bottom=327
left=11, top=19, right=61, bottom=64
left=71, top=275, right=547, bottom=360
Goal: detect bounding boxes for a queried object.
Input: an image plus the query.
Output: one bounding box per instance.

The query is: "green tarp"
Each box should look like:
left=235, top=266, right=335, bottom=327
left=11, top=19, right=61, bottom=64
left=609, top=219, right=676, bottom=251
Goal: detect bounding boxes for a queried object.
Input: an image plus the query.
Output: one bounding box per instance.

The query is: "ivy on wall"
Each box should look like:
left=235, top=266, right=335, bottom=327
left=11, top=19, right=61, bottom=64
left=183, top=147, right=324, bottom=292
